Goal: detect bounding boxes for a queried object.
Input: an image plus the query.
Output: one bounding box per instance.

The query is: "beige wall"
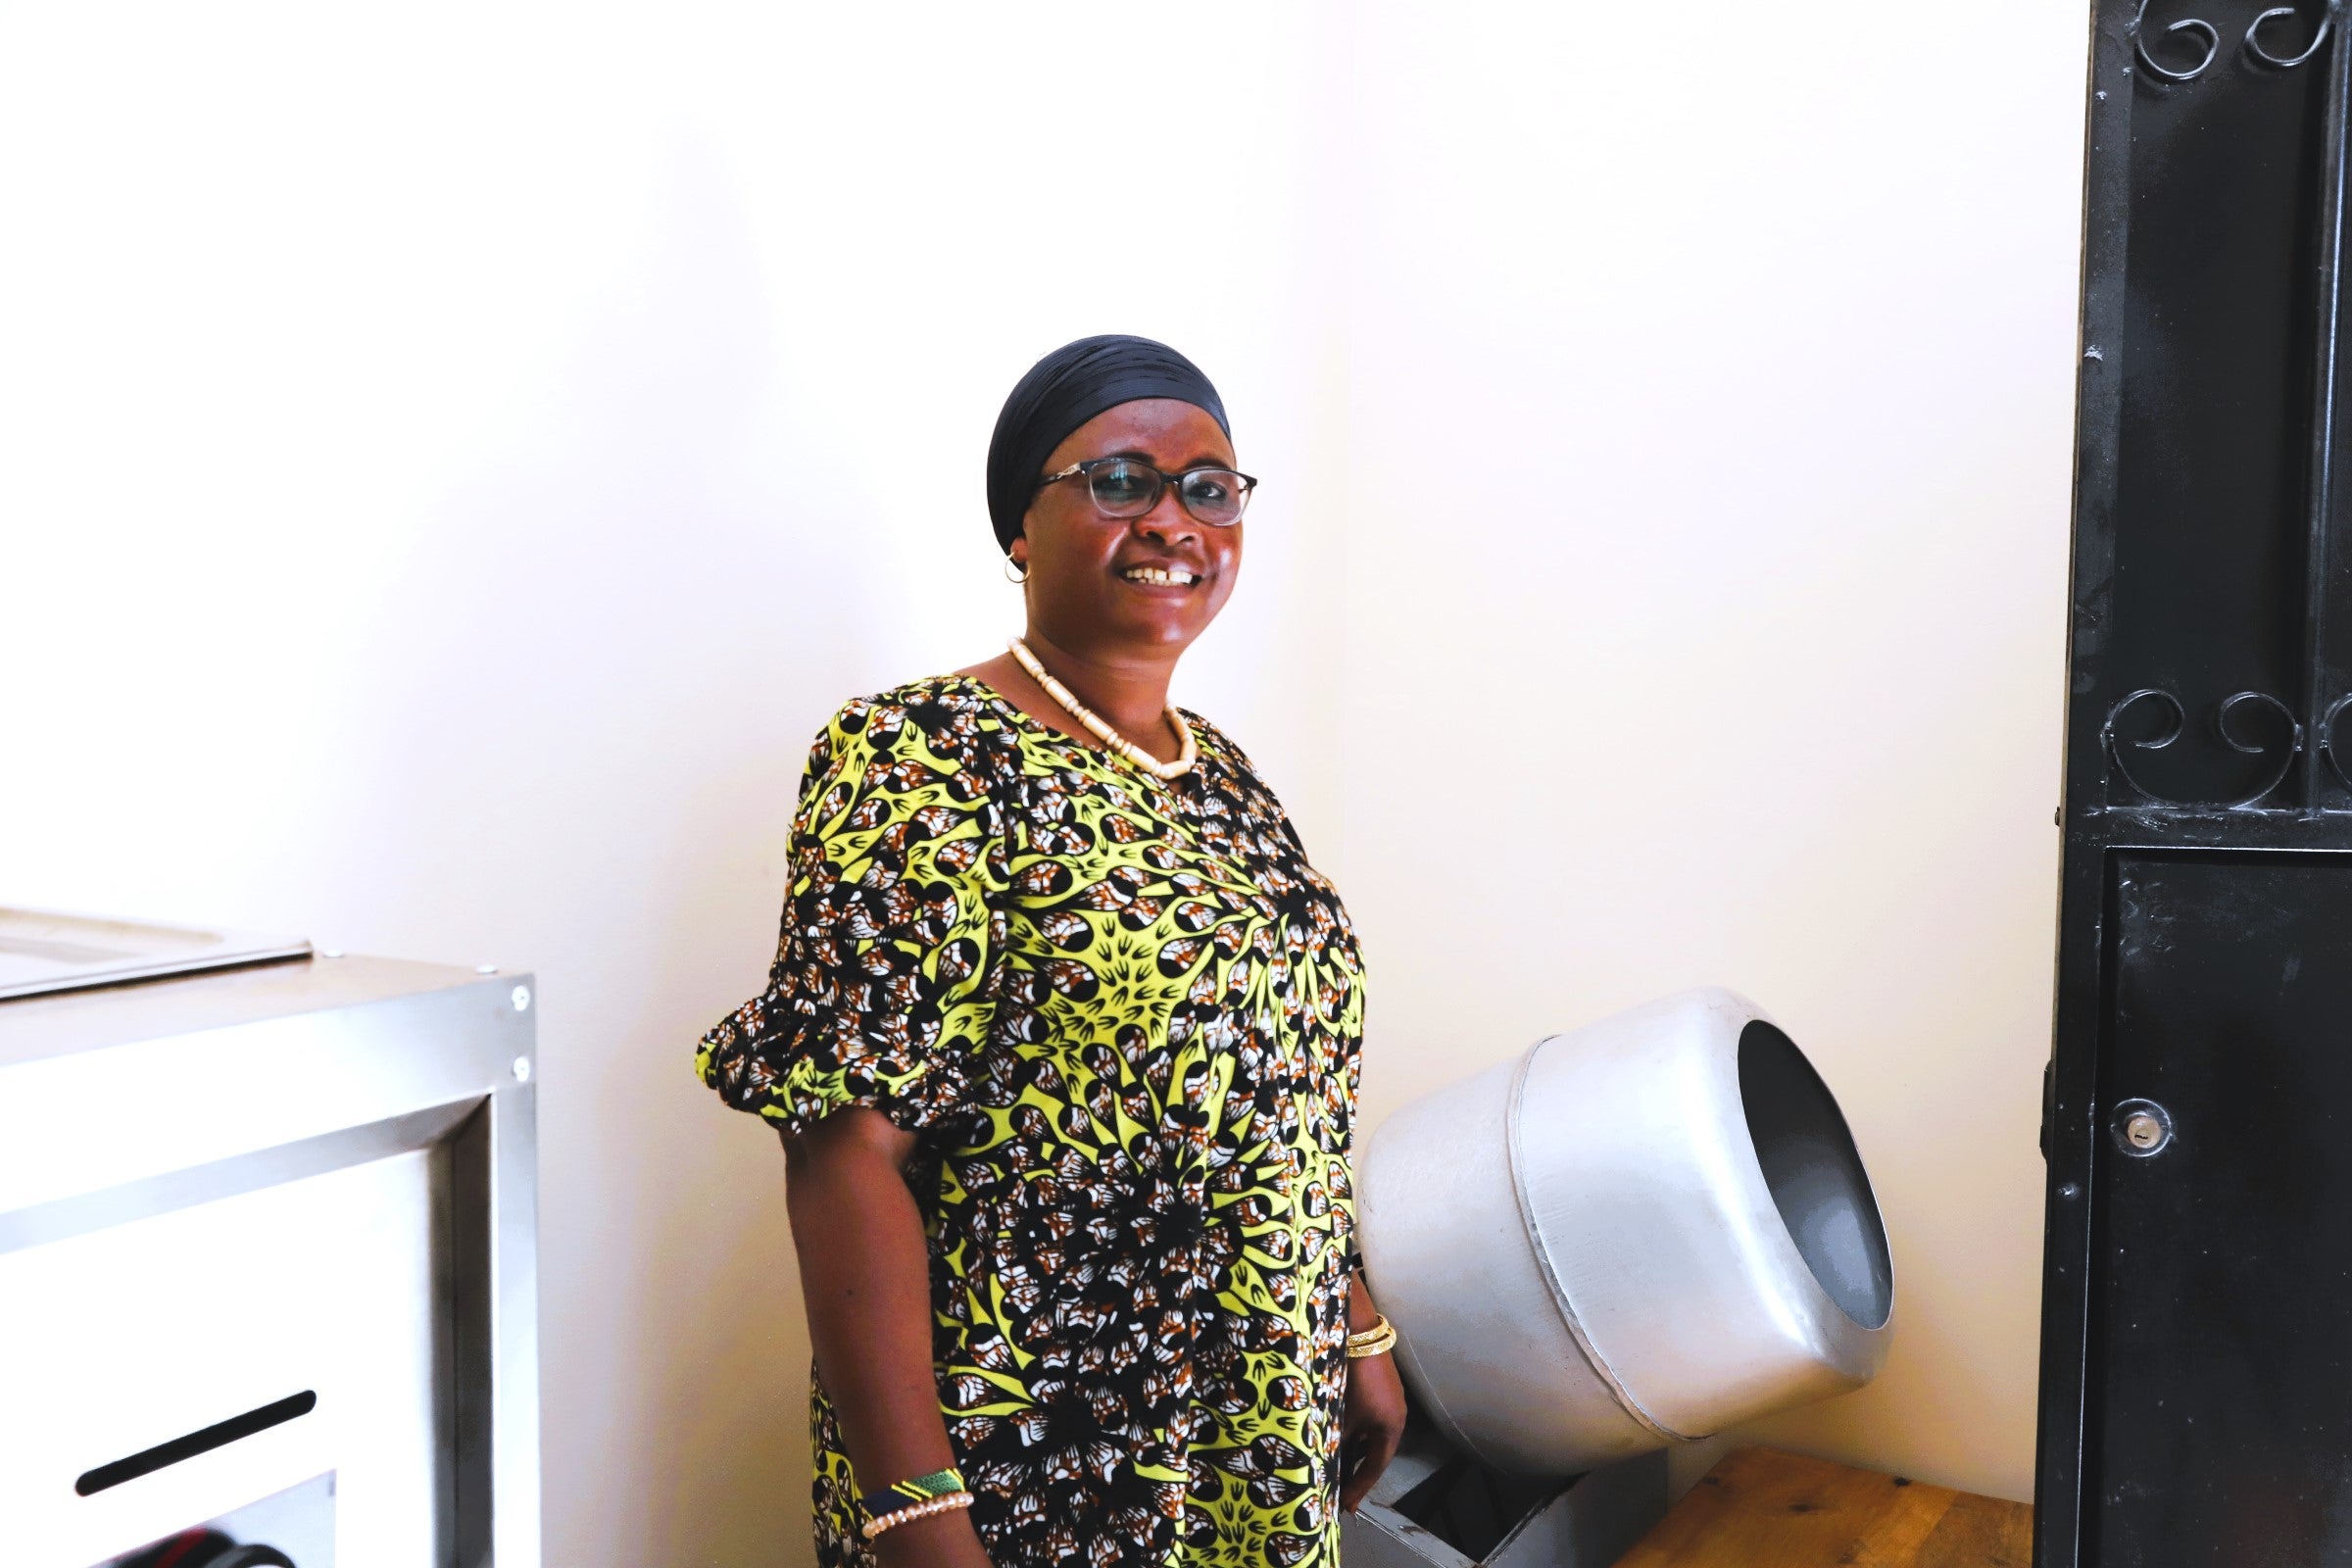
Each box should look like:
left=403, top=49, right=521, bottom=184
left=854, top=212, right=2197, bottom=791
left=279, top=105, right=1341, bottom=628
left=0, top=2, right=2085, bottom=1560
left=1325, top=6, right=2086, bottom=1502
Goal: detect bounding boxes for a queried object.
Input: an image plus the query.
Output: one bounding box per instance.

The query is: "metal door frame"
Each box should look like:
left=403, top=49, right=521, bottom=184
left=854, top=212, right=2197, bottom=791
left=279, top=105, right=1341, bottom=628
left=2042, top=2, right=2352, bottom=1561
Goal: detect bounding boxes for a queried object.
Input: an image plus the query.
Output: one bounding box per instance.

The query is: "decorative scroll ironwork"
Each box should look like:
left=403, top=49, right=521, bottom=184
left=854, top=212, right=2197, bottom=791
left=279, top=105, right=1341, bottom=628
left=2133, top=0, right=2223, bottom=79
left=2131, top=1, right=2336, bottom=78
left=2321, top=693, right=2352, bottom=789
left=2104, top=687, right=2305, bottom=808
left=2104, top=2, right=2344, bottom=808
left=2247, top=3, right=2335, bottom=68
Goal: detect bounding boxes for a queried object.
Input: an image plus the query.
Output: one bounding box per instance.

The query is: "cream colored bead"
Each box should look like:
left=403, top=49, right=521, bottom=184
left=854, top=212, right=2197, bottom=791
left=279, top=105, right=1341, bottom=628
left=860, top=1490, right=976, bottom=1540
left=1007, top=637, right=1197, bottom=780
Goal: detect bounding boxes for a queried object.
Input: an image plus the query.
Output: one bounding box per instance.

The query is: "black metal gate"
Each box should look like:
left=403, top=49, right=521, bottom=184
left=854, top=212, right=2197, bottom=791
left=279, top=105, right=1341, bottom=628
left=2041, top=2, right=2352, bottom=1562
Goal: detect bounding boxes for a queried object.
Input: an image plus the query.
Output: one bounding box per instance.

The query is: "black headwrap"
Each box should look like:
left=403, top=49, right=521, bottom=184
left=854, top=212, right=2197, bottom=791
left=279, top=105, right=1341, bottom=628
left=985, top=334, right=1230, bottom=554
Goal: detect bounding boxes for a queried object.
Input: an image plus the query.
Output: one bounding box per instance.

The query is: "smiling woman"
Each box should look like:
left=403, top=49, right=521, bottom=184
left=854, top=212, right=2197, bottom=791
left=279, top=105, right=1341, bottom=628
left=694, top=335, right=1402, bottom=1568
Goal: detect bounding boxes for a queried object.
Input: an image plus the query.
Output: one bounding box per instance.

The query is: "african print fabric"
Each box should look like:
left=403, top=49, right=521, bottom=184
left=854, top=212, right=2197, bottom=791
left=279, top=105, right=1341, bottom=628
left=696, top=674, right=1367, bottom=1568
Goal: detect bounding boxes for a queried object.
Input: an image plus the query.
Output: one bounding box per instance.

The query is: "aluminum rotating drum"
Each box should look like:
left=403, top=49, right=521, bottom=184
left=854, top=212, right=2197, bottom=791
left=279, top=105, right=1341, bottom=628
left=1357, top=987, right=1892, bottom=1475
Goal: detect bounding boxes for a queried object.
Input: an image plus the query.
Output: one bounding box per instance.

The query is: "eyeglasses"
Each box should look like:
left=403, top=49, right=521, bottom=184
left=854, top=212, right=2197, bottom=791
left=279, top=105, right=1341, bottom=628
left=1035, top=457, right=1257, bottom=526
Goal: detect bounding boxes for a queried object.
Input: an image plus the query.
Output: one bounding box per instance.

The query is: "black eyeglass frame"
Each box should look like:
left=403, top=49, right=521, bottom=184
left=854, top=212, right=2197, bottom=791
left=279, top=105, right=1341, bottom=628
left=1034, top=457, right=1259, bottom=526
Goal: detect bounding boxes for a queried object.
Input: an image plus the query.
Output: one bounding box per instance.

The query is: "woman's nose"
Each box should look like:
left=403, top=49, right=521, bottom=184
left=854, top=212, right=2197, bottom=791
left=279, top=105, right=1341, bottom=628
left=1132, top=490, right=1198, bottom=545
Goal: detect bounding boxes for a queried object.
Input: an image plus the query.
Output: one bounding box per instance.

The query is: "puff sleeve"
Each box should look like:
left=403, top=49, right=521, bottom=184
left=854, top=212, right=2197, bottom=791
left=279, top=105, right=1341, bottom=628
left=695, top=691, right=1008, bottom=1141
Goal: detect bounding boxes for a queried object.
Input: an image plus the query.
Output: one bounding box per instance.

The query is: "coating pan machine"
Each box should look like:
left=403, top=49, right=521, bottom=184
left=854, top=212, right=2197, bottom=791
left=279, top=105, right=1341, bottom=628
left=1343, top=988, right=1892, bottom=1563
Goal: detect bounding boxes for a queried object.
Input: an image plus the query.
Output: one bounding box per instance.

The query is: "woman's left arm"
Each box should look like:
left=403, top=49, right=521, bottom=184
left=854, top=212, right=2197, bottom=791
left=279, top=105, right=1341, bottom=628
left=1339, top=1270, right=1408, bottom=1514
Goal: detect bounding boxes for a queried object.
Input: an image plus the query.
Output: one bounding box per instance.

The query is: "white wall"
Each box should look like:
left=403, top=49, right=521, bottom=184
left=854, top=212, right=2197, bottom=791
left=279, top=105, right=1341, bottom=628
left=1, top=3, right=2085, bottom=1560
left=1329, top=6, right=2087, bottom=1502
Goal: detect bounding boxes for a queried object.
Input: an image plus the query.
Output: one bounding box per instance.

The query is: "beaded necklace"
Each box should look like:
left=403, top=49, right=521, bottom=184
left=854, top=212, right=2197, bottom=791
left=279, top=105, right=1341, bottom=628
left=1006, top=637, right=1196, bottom=780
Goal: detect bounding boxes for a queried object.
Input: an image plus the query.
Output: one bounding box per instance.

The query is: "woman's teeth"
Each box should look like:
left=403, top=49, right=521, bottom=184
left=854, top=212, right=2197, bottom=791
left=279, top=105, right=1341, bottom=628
left=1121, top=566, right=1198, bottom=586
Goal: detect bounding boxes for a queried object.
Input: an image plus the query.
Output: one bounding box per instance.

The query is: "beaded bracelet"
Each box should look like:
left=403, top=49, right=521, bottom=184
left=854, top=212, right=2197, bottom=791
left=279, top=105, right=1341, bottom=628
left=857, top=1465, right=969, bottom=1534
left=860, top=1489, right=974, bottom=1541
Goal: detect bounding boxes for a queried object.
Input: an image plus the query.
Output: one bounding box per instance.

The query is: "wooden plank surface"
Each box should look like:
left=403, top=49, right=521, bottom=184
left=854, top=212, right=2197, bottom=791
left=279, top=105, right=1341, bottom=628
left=1612, top=1447, right=2032, bottom=1568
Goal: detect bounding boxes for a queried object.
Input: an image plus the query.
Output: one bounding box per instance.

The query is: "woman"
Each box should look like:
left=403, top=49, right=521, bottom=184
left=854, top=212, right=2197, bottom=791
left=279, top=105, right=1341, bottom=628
left=697, top=334, right=1404, bottom=1568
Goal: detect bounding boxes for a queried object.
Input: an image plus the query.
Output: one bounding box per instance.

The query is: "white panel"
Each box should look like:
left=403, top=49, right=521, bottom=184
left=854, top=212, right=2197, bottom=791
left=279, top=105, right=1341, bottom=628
left=0, top=1154, right=440, bottom=1568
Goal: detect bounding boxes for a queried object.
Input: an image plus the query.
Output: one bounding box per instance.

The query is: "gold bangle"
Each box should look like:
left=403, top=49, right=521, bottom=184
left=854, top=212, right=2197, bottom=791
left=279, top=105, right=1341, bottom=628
left=859, top=1490, right=974, bottom=1540
left=1346, top=1314, right=1397, bottom=1358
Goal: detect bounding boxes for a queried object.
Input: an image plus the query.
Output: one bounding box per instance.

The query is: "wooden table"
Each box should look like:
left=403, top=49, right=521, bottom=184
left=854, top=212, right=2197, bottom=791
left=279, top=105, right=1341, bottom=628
left=1613, top=1447, right=2032, bottom=1568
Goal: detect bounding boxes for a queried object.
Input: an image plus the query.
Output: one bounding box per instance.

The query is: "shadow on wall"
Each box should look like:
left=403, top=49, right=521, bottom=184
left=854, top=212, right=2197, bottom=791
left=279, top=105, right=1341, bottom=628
left=306, top=140, right=876, bottom=1568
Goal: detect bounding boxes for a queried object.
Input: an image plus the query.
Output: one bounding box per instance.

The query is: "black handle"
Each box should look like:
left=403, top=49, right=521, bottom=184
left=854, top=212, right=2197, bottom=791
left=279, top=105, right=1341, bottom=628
left=201, top=1548, right=296, bottom=1568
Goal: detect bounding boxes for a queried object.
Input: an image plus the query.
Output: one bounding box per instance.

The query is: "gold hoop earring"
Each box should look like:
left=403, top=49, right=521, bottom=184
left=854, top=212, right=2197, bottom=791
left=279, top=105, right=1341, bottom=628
left=1004, top=557, right=1029, bottom=584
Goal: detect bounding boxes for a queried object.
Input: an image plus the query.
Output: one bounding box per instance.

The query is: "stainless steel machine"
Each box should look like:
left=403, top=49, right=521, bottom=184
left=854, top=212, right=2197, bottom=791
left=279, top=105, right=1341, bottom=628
left=1361, top=987, right=1893, bottom=1477
left=1343, top=987, right=1892, bottom=1566
left=0, top=910, right=541, bottom=1568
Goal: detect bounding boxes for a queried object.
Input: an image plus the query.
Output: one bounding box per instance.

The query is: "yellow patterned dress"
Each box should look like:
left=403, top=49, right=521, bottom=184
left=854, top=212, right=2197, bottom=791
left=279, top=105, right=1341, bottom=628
left=696, top=674, right=1366, bottom=1568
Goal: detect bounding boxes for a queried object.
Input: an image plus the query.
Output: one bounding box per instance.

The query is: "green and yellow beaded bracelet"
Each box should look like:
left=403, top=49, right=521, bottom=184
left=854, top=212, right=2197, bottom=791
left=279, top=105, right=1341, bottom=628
left=857, top=1466, right=973, bottom=1541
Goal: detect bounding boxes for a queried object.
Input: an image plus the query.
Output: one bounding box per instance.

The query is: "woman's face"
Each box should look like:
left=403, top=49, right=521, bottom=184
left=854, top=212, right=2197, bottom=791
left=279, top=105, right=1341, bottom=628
left=1010, top=398, right=1243, bottom=661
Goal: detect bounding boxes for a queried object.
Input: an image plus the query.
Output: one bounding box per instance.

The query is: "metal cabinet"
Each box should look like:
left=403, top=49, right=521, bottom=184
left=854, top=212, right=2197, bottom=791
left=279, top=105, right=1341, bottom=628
left=2041, top=3, right=2352, bottom=1562
left=0, top=944, right=540, bottom=1568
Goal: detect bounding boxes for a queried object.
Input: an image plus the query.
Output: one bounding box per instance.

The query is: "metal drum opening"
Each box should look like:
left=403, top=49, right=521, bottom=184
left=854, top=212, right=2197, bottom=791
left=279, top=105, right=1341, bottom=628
left=1738, top=1019, right=1892, bottom=1331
